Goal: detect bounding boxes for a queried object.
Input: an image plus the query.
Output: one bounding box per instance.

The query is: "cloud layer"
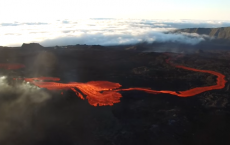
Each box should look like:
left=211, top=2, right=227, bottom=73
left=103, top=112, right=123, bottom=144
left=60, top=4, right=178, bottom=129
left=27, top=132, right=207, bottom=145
left=1, top=19, right=230, bottom=47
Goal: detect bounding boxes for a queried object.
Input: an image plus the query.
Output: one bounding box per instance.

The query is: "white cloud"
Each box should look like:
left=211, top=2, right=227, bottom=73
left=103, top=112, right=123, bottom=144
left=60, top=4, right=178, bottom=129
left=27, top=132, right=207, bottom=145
left=0, top=19, right=230, bottom=47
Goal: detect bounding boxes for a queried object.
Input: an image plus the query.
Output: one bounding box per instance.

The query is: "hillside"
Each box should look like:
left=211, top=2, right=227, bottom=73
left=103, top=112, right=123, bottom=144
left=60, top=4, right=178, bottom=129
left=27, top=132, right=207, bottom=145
left=174, top=27, right=230, bottom=41
left=21, top=43, right=44, bottom=49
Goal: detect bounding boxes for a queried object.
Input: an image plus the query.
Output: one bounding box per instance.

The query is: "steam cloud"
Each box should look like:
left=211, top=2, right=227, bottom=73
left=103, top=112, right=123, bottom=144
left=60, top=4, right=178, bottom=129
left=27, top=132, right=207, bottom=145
left=1, top=19, right=230, bottom=47
left=0, top=76, right=51, bottom=144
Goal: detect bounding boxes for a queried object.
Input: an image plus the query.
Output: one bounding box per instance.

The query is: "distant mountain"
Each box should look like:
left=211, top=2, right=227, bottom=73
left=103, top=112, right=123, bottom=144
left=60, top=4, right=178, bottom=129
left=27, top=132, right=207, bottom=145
left=174, top=27, right=230, bottom=41
left=21, top=43, right=44, bottom=49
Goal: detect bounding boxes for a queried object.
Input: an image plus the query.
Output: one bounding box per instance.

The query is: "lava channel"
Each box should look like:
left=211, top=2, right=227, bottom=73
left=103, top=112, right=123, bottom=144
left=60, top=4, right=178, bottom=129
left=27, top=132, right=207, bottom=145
left=118, top=54, right=227, bottom=97
left=18, top=54, right=227, bottom=106
left=24, top=78, right=122, bottom=106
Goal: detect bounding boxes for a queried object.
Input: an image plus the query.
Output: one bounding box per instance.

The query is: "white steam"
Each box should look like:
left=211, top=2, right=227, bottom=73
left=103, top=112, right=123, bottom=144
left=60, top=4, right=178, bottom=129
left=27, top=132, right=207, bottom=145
left=0, top=75, right=51, bottom=142
left=0, top=76, right=50, bottom=103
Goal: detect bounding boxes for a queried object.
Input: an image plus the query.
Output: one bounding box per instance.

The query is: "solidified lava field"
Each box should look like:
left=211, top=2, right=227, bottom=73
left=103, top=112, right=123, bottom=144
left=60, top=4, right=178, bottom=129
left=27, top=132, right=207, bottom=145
left=0, top=46, right=230, bottom=145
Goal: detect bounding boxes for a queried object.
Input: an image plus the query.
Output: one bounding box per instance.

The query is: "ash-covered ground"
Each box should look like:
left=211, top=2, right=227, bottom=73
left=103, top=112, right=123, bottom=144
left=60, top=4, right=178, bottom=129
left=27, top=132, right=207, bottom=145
left=0, top=43, right=230, bottom=145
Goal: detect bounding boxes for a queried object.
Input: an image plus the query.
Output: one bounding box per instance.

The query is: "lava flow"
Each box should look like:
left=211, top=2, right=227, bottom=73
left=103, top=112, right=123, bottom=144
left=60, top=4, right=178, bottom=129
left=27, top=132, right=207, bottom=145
left=25, top=78, right=122, bottom=106
left=0, top=63, right=25, bottom=70
left=21, top=54, right=227, bottom=106
left=118, top=54, right=227, bottom=97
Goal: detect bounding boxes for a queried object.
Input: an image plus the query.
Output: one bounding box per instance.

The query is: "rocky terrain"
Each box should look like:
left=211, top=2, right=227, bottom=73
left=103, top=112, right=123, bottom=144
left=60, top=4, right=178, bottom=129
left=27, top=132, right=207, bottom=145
left=0, top=43, right=230, bottom=145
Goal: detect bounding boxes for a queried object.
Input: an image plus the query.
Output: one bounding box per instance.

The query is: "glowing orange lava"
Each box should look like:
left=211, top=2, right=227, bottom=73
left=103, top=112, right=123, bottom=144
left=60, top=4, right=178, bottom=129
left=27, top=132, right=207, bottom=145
left=24, top=78, right=122, bottom=106
left=24, top=77, right=60, bottom=82
left=0, top=63, right=25, bottom=70
left=118, top=54, right=227, bottom=97
left=12, top=54, right=228, bottom=106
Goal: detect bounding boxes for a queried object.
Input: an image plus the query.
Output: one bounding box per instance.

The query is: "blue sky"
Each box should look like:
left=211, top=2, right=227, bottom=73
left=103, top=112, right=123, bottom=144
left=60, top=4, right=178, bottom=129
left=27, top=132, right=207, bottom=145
left=0, top=0, right=230, bottom=22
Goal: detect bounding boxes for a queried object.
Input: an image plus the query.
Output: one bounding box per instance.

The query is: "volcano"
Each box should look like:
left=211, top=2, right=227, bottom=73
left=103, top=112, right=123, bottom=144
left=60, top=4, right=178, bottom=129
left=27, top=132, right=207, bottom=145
left=18, top=53, right=227, bottom=106
left=0, top=43, right=230, bottom=145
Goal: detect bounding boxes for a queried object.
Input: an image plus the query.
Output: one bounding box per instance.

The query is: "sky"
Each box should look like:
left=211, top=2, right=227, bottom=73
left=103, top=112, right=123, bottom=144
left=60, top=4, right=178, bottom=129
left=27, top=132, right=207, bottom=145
left=0, top=0, right=230, bottom=22
left=0, top=0, right=230, bottom=46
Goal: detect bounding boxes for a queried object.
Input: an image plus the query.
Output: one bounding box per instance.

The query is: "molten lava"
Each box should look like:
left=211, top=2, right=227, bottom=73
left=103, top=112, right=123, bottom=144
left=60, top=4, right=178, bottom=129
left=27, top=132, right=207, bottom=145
left=0, top=63, right=25, bottom=70
left=24, top=77, right=60, bottom=82
left=24, top=78, right=122, bottom=106
left=118, top=55, right=227, bottom=97
left=10, top=54, right=227, bottom=106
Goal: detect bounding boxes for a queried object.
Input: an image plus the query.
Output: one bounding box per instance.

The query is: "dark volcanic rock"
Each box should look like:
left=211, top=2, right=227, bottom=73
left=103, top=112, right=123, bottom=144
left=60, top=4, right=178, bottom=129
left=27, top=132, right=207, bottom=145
left=1, top=45, right=230, bottom=145
left=195, top=49, right=204, bottom=54
left=125, top=46, right=137, bottom=50
left=90, top=45, right=105, bottom=49
left=132, top=66, right=149, bottom=74
left=125, top=45, right=148, bottom=51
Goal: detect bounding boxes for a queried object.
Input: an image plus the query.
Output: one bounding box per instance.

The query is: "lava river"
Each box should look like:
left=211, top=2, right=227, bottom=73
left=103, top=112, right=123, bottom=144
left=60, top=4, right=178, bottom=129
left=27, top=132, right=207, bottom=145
left=20, top=54, right=227, bottom=106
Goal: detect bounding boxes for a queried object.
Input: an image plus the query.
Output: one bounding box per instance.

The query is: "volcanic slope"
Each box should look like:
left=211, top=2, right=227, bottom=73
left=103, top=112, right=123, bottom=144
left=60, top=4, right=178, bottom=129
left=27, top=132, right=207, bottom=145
left=0, top=45, right=230, bottom=145
left=174, top=27, right=230, bottom=40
